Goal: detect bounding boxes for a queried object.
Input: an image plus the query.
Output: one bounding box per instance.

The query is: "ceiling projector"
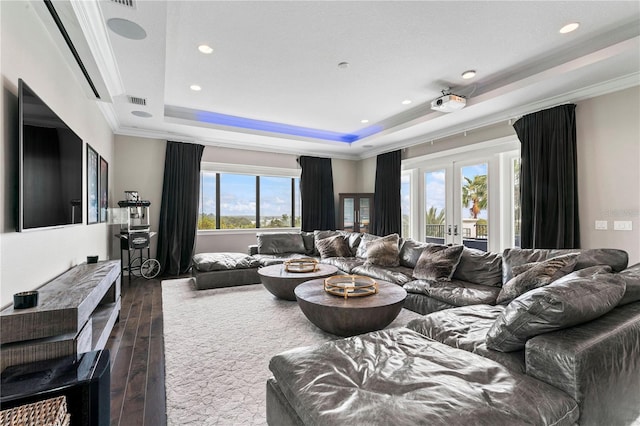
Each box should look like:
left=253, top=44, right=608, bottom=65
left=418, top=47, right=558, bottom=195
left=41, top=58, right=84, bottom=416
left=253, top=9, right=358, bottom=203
left=431, top=94, right=466, bottom=113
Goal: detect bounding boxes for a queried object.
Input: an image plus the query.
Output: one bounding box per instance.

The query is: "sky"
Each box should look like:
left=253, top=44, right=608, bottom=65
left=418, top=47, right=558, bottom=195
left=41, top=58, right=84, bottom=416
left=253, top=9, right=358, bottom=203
left=200, top=173, right=299, bottom=217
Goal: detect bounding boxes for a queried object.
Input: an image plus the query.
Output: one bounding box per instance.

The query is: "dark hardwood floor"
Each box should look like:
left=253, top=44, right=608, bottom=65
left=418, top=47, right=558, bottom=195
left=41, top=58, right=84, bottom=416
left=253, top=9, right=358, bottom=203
left=106, top=276, right=167, bottom=426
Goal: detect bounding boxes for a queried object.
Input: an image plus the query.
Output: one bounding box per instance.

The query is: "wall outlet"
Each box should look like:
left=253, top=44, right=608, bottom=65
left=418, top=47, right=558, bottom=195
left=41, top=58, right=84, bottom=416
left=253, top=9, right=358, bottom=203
left=613, top=221, right=633, bottom=231
left=595, top=220, right=608, bottom=230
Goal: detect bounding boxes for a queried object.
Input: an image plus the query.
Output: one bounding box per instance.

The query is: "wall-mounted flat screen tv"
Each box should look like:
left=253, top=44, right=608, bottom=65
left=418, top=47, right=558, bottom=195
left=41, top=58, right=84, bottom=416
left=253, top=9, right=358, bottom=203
left=18, top=79, right=83, bottom=231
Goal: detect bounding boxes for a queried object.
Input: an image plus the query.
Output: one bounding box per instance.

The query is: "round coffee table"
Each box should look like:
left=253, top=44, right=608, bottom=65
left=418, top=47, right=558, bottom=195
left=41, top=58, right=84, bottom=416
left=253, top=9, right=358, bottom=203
left=258, top=263, right=338, bottom=301
left=294, top=278, right=407, bottom=336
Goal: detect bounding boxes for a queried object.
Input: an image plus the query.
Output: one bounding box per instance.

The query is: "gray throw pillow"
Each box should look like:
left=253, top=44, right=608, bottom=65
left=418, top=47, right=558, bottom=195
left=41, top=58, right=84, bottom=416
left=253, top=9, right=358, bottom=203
left=399, top=239, right=430, bottom=268
left=356, top=233, right=381, bottom=259
left=486, top=265, right=625, bottom=352
left=412, top=244, right=464, bottom=281
left=315, top=235, right=352, bottom=259
left=496, top=253, right=579, bottom=305
left=365, top=234, right=400, bottom=267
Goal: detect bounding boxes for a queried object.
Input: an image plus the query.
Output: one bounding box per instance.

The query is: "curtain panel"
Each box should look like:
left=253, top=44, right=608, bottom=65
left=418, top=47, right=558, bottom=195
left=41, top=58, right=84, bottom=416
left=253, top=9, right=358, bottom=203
left=372, top=150, right=402, bottom=236
left=298, top=156, right=335, bottom=231
left=513, top=104, right=580, bottom=249
left=156, top=141, right=205, bottom=276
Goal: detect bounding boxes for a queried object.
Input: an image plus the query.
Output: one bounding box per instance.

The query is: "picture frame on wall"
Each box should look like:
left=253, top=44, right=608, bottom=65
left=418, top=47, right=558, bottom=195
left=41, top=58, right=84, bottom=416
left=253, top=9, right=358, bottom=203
left=87, top=144, right=99, bottom=224
left=99, top=156, right=109, bottom=222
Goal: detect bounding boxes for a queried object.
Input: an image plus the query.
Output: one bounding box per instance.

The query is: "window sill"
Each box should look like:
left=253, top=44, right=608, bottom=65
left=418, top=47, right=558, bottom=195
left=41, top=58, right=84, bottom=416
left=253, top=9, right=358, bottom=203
left=197, top=227, right=301, bottom=236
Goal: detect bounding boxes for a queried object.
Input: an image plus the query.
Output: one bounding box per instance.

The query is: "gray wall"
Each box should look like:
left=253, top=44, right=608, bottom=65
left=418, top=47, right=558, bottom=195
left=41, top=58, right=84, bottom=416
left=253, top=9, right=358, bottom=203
left=1, top=2, right=114, bottom=306
left=576, top=86, right=640, bottom=264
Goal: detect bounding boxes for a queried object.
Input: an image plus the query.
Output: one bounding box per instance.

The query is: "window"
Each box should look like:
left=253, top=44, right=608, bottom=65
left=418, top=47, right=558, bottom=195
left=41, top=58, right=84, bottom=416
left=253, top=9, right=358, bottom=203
left=198, top=165, right=301, bottom=230
left=400, top=172, right=411, bottom=238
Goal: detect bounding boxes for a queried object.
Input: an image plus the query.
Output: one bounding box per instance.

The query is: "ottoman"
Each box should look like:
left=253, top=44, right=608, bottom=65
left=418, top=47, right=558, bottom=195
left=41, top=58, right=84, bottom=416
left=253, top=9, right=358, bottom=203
left=191, top=252, right=260, bottom=290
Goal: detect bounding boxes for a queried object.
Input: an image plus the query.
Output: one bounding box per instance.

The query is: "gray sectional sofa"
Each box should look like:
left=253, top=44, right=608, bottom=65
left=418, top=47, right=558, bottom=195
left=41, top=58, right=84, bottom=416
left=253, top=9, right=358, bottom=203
left=190, top=230, right=640, bottom=424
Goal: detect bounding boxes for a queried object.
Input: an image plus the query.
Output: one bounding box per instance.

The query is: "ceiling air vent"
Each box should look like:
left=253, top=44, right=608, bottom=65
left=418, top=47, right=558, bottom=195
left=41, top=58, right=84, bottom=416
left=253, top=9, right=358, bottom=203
left=127, top=95, right=147, bottom=106
left=109, top=0, right=136, bottom=9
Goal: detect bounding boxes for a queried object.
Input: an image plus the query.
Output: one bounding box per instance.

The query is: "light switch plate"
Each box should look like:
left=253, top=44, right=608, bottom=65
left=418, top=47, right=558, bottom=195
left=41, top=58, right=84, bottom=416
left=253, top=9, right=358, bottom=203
left=613, top=221, right=633, bottom=231
left=595, top=220, right=608, bottom=230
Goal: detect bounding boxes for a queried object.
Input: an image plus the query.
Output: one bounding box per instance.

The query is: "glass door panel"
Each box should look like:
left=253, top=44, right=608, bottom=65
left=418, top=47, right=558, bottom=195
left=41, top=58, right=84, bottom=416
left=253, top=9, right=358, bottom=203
left=458, top=163, right=488, bottom=251
left=424, top=169, right=446, bottom=244
left=342, top=197, right=355, bottom=232
left=359, top=198, right=371, bottom=233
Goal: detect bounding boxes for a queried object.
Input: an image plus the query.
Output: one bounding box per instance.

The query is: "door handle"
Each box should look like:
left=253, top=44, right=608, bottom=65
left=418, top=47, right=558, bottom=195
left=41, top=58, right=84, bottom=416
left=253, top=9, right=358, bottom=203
left=447, top=225, right=452, bottom=236
left=454, top=225, right=458, bottom=236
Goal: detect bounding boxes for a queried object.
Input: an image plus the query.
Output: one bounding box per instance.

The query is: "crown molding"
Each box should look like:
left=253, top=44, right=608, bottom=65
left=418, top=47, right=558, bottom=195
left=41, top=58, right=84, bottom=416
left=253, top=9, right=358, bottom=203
left=70, top=0, right=125, bottom=97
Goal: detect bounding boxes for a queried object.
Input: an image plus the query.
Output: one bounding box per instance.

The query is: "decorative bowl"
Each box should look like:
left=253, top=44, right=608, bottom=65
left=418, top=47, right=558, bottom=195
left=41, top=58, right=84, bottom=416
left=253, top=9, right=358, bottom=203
left=324, top=275, right=378, bottom=299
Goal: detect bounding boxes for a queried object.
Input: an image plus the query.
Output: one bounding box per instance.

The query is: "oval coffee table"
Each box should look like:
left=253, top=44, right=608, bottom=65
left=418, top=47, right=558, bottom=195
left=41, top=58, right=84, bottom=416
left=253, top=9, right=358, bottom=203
left=294, top=278, right=407, bottom=336
left=258, top=263, right=338, bottom=301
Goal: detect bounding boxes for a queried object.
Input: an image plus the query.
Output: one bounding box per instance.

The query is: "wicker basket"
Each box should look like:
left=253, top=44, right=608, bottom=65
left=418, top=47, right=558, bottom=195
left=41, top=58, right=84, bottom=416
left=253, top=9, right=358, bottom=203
left=0, top=395, right=70, bottom=426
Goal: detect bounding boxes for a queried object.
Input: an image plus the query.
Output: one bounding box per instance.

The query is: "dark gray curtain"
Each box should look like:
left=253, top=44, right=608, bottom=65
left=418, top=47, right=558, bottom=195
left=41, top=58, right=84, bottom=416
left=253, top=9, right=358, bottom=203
left=298, top=156, right=335, bottom=231
left=372, top=150, right=402, bottom=236
left=156, top=141, right=205, bottom=276
left=513, top=104, right=580, bottom=249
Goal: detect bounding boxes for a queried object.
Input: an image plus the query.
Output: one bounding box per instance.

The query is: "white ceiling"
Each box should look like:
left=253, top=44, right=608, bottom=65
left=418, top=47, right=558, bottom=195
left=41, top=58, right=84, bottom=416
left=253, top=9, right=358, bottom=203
left=47, top=1, right=640, bottom=159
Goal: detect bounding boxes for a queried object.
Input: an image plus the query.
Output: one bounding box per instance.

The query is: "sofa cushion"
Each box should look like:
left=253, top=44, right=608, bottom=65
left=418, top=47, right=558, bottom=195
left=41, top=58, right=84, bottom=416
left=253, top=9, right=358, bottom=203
left=398, top=239, right=429, bottom=268
left=407, top=304, right=526, bottom=373
left=300, top=231, right=315, bottom=255
left=320, top=257, right=365, bottom=274
left=452, top=247, right=503, bottom=287
left=412, top=244, right=464, bottom=281
left=252, top=253, right=317, bottom=267
left=315, top=235, right=352, bottom=258
left=351, top=264, right=413, bottom=285
left=355, top=233, right=380, bottom=258
left=486, top=265, right=626, bottom=352
left=269, top=328, right=578, bottom=426
left=618, top=262, right=640, bottom=306
left=496, top=253, right=579, bottom=304
left=192, top=252, right=259, bottom=271
left=337, top=231, right=362, bottom=256
left=403, top=278, right=501, bottom=306
left=257, top=233, right=306, bottom=255
left=502, top=248, right=629, bottom=284
left=364, top=233, right=400, bottom=267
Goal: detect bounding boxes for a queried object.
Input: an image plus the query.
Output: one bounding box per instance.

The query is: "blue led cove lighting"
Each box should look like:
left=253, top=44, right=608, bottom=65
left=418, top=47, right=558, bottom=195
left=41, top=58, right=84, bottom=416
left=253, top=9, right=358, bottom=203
left=194, top=110, right=382, bottom=143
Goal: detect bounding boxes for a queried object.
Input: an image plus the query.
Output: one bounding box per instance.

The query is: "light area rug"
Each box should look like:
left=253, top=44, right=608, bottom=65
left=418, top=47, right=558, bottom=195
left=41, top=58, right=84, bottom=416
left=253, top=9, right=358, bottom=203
left=162, top=278, right=423, bottom=425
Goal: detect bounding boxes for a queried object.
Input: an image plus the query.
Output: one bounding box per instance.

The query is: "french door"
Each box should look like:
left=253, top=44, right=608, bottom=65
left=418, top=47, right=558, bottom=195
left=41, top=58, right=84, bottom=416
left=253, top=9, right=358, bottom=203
left=423, top=160, right=490, bottom=251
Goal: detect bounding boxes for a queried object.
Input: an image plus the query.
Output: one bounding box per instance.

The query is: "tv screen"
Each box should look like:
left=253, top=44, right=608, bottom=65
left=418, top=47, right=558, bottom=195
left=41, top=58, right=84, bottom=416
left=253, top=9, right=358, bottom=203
left=18, top=79, right=83, bottom=231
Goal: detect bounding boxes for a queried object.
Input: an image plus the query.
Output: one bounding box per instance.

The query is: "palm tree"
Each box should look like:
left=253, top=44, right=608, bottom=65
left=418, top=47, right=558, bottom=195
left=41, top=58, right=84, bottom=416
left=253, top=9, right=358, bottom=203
left=462, top=175, right=487, bottom=219
left=425, top=206, right=445, bottom=224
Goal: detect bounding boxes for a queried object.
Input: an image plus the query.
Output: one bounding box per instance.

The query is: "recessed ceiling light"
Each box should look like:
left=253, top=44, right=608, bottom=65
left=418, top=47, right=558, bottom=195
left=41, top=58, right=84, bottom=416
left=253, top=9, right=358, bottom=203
left=461, top=70, right=476, bottom=79
left=131, top=111, right=152, bottom=118
left=559, top=22, right=580, bottom=34
left=338, top=62, right=350, bottom=69
left=107, top=18, right=147, bottom=40
left=361, top=119, right=369, bottom=124
left=190, top=84, right=202, bottom=91
left=402, top=99, right=412, bottom=105
left=198, top=44, right=213, bottom=54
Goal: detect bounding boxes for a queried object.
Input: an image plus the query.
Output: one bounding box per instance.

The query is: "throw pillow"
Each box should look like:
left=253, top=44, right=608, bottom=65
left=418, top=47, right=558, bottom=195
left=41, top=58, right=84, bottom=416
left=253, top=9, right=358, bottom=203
left=365, top=234, right=400, bottom=267
left=486, top=265, right=625, bottom=352
left=496, top=253, right=579, bottom=305
left=356, top=233, right=381, bottom=258
left=412, top=244, right=464, bottom=281
left=315, top=235, right=352, bottom=259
